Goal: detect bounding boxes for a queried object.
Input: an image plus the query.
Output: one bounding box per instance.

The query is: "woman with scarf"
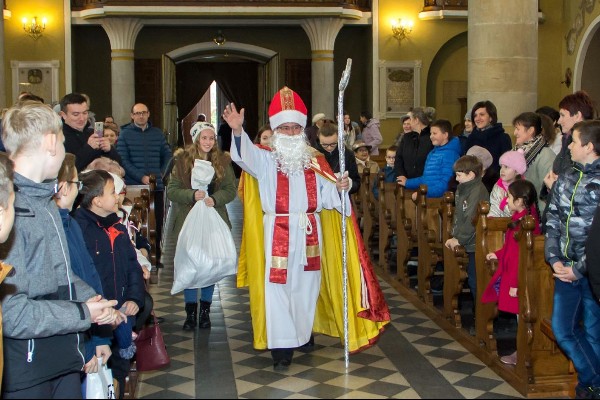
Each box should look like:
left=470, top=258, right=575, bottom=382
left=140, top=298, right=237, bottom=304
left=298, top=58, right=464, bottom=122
left=511, top=112, right=556, bottom=210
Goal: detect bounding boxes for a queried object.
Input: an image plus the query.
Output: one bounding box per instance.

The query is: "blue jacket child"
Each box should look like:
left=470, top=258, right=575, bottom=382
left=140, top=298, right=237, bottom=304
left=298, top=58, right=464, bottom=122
left=404, top=124, right=462, bottom=198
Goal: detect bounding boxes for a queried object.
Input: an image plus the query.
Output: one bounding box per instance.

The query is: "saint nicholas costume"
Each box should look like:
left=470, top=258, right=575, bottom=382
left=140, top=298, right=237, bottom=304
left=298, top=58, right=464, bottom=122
left=231, top=87, right=389, bottom=361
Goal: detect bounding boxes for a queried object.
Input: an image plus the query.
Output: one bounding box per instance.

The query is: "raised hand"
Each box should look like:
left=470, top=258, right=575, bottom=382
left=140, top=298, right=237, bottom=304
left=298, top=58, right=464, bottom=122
left=222, top=103, right=245, bottom=135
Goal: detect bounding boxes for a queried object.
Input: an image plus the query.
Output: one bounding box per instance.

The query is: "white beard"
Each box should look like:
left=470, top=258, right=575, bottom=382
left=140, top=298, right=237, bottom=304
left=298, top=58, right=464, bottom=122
left=271, top=132, right=312, bottom=176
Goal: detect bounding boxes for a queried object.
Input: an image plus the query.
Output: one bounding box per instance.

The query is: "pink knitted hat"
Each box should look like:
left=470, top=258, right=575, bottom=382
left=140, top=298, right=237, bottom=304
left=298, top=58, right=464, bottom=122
left=499, top=149, right=527, bottom=175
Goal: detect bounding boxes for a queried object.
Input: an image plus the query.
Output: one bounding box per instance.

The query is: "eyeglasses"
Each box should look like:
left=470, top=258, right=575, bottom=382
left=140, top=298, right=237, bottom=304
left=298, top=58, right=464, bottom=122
left=276, top=125, right=303, bottom=134
left=321, top=142, right=338, bottom=149
left=132, top=111, right=149, bottom=116
left=68, top=180, right=84, bottom=190
left=385, top=156, right=396, bottom=159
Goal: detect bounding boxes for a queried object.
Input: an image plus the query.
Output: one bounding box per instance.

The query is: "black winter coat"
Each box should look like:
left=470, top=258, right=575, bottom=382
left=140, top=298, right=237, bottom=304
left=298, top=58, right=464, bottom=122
left=73, top=208, right=145, bottom=309
left=314, top=143, right=361, bottom=195
left=465, top=123, right=512, bottom=192
left=393, top=127, right=433, bottom=180
left=62, top=121, right=122, bottom=172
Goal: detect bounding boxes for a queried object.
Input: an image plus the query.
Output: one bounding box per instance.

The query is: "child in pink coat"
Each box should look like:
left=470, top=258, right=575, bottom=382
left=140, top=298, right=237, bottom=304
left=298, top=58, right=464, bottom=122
left=482, top=179, right=540, bottom=366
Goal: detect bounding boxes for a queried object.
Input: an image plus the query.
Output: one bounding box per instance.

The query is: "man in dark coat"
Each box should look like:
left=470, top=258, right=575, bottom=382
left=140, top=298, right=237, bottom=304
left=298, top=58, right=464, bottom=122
left=117, top=103, right=172, bottom=264
left=60, top=93, right=122, bottom=171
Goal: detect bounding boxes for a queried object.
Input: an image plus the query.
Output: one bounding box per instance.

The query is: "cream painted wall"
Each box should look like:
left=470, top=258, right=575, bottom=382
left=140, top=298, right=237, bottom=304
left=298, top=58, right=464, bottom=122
left=434, top=46, right=467, bottom=126
left=3, top=0, right=66, bottom=105
left=537, top=0, right=568, bottom=109
left=377, top=0, right=467, bottom=146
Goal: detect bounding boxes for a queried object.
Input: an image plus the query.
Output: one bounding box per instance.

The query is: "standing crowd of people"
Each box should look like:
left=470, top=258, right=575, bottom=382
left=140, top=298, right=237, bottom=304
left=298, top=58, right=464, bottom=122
left=0, top=84, right=599, bottom=399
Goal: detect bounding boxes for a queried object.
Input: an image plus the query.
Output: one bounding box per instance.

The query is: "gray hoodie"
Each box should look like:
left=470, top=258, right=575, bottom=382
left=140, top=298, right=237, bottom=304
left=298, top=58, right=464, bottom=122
left=0, top=173, right=97, bottom=392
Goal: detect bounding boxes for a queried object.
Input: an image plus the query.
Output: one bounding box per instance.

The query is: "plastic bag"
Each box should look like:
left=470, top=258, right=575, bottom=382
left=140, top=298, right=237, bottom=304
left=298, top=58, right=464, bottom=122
left=191, top=159, right=215, bottom=190
left=171, top=200, right=237, bottom=294
left=85, top=358, right=116, bottom=399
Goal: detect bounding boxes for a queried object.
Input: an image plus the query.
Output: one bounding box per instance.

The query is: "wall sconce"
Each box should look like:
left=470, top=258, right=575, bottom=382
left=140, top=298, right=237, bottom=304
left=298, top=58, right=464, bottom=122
left=22, top=16, right=47, bottom=40
left=392, top=19, right=414, bottom=44
left=213, top=30, right=226, bottom=46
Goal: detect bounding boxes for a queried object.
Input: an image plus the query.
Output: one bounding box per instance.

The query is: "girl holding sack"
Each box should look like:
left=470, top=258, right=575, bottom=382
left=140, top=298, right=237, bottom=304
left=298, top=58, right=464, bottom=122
left=168, top=121, right=237, bottom=330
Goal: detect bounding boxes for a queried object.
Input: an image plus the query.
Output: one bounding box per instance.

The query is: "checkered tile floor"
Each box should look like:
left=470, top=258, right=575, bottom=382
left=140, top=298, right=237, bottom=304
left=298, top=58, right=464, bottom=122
left=136, top=196, right=524, bottom=399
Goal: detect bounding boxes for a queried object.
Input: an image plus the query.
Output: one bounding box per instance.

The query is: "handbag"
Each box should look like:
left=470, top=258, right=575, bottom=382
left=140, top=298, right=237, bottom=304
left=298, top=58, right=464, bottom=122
left=134, top=312, right=170, bottom=372
left=85, top=358, right=116, bottom=399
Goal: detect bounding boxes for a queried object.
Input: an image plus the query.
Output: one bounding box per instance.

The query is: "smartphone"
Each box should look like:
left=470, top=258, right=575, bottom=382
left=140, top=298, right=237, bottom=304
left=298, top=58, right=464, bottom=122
left=94, top=122, right=104, bottom=137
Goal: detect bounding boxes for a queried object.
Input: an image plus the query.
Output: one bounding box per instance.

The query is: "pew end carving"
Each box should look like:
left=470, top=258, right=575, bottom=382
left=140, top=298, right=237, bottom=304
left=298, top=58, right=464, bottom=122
left=441, top=191, right=469, bottom=328
left=125, top=174, right=158, bottom=284
left=416, top=185, right=443, bottom=305
left=513, top=215, right=576, bottom=398
left=378, top=173, right=397, bottom=274
left=474, top=201, right=510, bottom=352
left=395, top=186, right=417, bottom=287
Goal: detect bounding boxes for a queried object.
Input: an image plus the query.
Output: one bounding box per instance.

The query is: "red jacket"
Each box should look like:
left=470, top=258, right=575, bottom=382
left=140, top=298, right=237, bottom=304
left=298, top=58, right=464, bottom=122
left=481, top=209, right=540, bottom=314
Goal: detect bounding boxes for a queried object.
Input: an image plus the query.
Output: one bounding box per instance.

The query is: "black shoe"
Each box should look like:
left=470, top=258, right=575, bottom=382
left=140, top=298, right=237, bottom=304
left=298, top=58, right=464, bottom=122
left=156, top=262, right=165, bottom=269
left=198, top=300, right=211, bottom=329
left=300, top=335, right=315, bottom=349
left=273, top=359, right=291, bottom=371
left=182, top=303, right=197, bottom=330
left=271, top=348, right=294, bottom=371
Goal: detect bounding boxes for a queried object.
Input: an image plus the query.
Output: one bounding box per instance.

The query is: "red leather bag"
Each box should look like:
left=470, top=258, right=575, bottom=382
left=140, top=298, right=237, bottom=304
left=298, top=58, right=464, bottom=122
left=134, top=312, right=170, bottom=372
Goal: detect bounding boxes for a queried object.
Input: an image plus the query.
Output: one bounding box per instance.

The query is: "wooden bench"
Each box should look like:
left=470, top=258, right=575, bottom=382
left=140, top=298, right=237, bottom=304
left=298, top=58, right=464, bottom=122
left=360, top=169, right=379, bottom=259
left=474, top=201, right=511, bottom=352
left=125, top=174, right=158, bottom=284
left=415, top=185, right=444, bottom=306
left=378, top=173, right=397, bottom=274
left=440, top=191, right=469, bottom=329
left=395, top=186, right=418, bottom=288
left=511, top=216, right=576, bottom=397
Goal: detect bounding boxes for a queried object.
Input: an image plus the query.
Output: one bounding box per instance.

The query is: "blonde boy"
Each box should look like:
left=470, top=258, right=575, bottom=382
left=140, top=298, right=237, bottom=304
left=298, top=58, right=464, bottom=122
left=0, top=102, right=118, bottom=397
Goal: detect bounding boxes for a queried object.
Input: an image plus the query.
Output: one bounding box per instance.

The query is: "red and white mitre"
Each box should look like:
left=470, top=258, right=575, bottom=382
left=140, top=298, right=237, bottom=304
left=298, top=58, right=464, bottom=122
left=268, top=86, right=307, bottom=129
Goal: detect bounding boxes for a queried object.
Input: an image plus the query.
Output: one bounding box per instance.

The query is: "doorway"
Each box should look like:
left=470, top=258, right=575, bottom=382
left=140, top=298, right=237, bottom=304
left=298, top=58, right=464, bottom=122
left=165, top=42, right=280, bottom=147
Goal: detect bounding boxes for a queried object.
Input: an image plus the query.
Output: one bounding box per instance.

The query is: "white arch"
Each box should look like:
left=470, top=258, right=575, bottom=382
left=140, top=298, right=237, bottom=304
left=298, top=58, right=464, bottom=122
left=573, top=14, right=600, bottom=91
left=167, top=41, right=277, bottom=64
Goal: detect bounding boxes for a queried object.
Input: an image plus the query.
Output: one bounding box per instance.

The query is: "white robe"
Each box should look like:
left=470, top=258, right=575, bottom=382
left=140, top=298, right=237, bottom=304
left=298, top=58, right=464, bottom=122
left=231, top=130, right=349, bottom=348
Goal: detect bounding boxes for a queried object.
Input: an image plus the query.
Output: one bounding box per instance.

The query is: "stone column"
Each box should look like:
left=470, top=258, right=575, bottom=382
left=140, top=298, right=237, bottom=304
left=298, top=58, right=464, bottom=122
left=0, top=12, right=6, bottom=109
left=101, top=18, right=143, bottom=125
left=301, top=18, right=344, bottom=119
left=468, top=0, right=538, bottom=126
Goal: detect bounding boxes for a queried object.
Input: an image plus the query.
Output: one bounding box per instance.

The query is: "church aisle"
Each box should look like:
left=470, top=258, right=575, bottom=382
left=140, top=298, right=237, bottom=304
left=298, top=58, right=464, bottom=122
left=136, top=196, right=524, bottom=399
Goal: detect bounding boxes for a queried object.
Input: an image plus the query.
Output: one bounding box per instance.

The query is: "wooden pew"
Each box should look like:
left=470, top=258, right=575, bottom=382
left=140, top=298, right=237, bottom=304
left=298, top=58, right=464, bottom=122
left=441, top=191, right=469, bottom=328
left=474, top=201, right=511, bottom=352
left=415, top=185, right=444, bottom=306
left=378, top=172, right=397, bottom=274
left=360, top=169, right=379, bottom=258
left=395, top=186, right=418, bottom=288
left=510, top=215, right=576, bottom=397
left=126, top=174, right=158, bottom=284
